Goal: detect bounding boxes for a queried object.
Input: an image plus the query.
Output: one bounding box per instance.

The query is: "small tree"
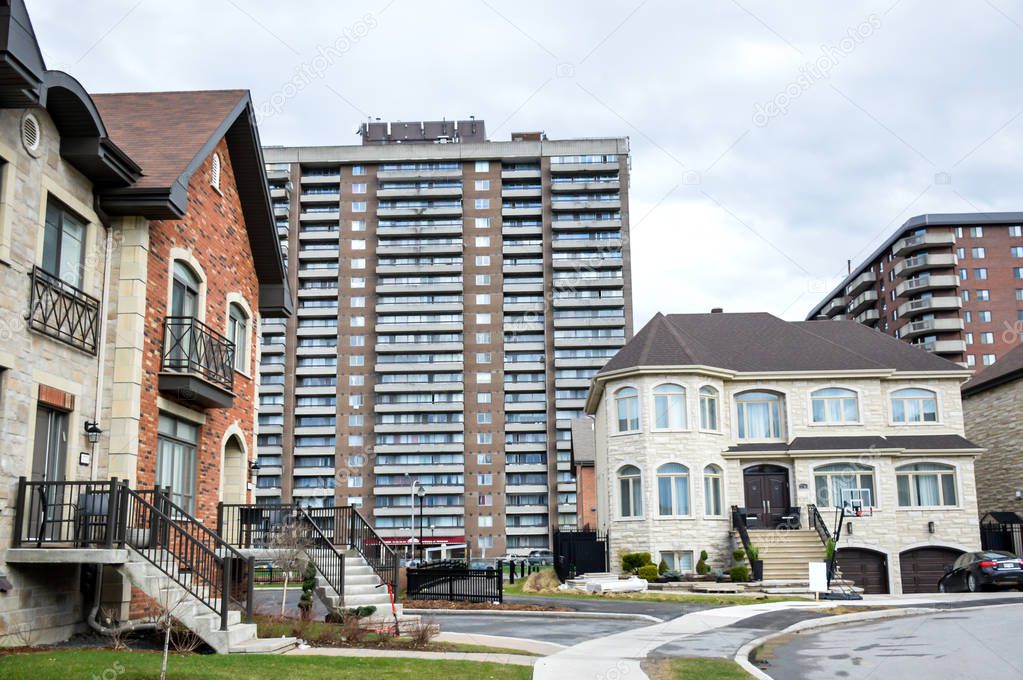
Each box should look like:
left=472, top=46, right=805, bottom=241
left=696, top=550, right=710, bottom=575
left=297, top=560, right=317, bottom=621
left=269, top=516, right=311, bottom=617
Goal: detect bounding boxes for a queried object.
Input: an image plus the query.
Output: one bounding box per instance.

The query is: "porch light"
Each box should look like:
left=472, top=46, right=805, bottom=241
left=927, top=521, right=936, bottom=534
left=84, top=421, right=102, bottom=445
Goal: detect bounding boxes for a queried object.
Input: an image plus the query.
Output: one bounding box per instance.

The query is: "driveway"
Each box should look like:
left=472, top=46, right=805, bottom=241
left=420, top=612, right=652, bottom=647
left=760, top=602, right=1023, bottom=679
left=504, top=594, right=714, bottom=621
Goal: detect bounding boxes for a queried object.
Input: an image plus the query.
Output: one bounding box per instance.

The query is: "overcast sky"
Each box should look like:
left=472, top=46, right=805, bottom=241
left=28, top=1, right=1023, bottom=329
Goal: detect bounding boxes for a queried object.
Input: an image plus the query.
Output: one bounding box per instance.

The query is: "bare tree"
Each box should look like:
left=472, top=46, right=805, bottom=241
left=268, top=516, right=311, bottom=617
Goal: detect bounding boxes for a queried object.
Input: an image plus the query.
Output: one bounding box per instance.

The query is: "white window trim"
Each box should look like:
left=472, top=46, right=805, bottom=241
left=654, top=463, right=693, bottom=519
left=697, top=384, right=723, bottom=434
left=886, top=385, right=944, bottom=426
left=812, top=459, right=879, bottom=510
left=167, top=248, right=208, bottom=324
left=225, top=292, right=254, bottom=377
left=893, top=459, right=962, bottom=510
left=610, top=383, right=641, bottom=436
left=650, top=382, right=689, bottom=432
left=616, top=462, right=644, bottom=520
left=701, top=463, right=726, bottom=518
left=733, top=388, right=788, bottom=442
left=806, top=385, right=865, bottom=427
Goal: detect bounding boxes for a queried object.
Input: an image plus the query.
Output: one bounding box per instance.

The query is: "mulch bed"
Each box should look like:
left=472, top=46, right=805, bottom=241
left=405, top=599, right=571, bottom=612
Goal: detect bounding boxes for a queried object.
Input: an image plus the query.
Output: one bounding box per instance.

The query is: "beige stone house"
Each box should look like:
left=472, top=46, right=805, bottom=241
left=587, top=312, right=983, bottom=595
left=962, top=343, right=1023, bottom=519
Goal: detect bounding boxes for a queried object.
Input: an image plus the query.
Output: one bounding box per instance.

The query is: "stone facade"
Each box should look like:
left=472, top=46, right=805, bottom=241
left=963, top=380, right=1023, bottom=518
left=593, top=372, right=981, bottom=594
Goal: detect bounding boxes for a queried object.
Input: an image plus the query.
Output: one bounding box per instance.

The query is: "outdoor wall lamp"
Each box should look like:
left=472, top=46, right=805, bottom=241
left=1015, top=490, right=1023, bottom=501
left=846, top=522, right=853, bottom=535
left=83, top=421, right=102, bottom=444
left=927, top=521, right=936, bottom=534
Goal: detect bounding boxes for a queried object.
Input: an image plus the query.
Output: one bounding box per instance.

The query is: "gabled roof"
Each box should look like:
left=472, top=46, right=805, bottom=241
left=962, top=343, right=1023, bottom=396
left=598, top=312, right=964, bottom=375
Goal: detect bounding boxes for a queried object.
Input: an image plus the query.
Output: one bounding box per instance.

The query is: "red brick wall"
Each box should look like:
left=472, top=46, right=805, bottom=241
left=575, top=465, right=597, bottom=531
left=137, top=138, right=259, bottom=527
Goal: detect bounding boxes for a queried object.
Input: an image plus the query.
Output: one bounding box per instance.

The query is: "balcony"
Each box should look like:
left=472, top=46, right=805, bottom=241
left=27, top=266, right=100, bottom=355
left=893, top=253, right=957, bottom=277
left=845, top=270, right=877, bottom=297
left=897, top=296, right=962, bottom=318
left=847, top=290, right=878, bottom=314
left=898, top=317, right=965, bottom=340
left=892, top=231, right=956, bottom=257
left=914, top=339, right=967, bottom=355
left=894, top=274, right=959, bottom=297
left=855, top=309, right=880, bottom=325
left=819, top=297, right=846, bottom=318
left=159, top=316, right=235, bottom=408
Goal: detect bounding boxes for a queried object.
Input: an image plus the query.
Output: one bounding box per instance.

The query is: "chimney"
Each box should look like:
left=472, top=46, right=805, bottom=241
left=711, top=307, right=724, bottom=314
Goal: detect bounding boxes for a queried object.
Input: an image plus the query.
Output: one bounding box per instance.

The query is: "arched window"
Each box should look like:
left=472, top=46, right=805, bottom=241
left=813, top=463, right=875, bottom=509
left=811, top=388, right=859, bottom=424
left=703, top=464, right=723, bottom=516
left=891, top=388, right=938, bottom=423
left=170, top=261, right=201, bottom=318
left=699, top=386, right=719, bottom=430
left=211, top=152, right=222, bottom=191
left=735, top=391, right=784, bottom=440
left=699, top=386, right=719, bottom=431
left=653, top=384, right=686, bottom=430
left=615, top=387, right=639, bottom=433
left=618, top=465, right=643, bottom=517
left=896, top=463, right=956, bottom=506
left=226, top=302, right=248, bottom=372
left=656, top=463, right=690, bottom=516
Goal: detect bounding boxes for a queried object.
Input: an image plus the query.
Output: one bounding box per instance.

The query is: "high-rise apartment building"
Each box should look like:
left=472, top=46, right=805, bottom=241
left=256, top=120, right=632, bottom=556
left=807, top=212, right=1023, bottom=368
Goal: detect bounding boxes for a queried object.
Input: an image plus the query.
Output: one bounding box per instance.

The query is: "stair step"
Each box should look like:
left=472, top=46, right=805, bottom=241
left=230, top=637, right=299, bottom=654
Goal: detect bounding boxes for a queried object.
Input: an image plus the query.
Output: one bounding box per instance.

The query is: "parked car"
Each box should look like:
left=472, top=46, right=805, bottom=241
left=469, top=559, right=495, bottom=571
left=938, top=550, right=1023, bottom=592
left=527, top=549, right=554, bottom=565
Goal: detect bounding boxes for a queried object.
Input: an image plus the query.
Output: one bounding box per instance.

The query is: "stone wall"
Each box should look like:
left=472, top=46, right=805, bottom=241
left=964, top=380, right=1023, bottom=518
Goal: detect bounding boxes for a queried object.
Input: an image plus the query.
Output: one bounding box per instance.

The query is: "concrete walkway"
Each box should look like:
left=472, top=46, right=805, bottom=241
left=286, top=645, right=537, bottom=667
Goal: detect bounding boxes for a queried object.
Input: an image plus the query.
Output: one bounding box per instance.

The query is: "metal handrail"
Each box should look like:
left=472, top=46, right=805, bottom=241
left=296, top=507, right=345, bottom=601
left=161, top=316, right=235, bottom=389
left=338, top=506, right=399, bottom=593
left=26, top=266, right=100, bottom=354
left=807, top=504, right=831, bottom=546
left=730, top=505, right=753, bottom=555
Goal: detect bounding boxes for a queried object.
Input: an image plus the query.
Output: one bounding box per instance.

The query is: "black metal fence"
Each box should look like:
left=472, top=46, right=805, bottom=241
left=406, top=566, right=503, bottom=603
left=553, top=529, right=609, bottom=582
left=981, top=522, right=1023, bottom=555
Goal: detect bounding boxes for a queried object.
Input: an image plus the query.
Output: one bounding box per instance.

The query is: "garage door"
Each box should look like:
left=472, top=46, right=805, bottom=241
left=900, top=547, right=963, bottom=594
left=836, top=548, right=889, bottom=594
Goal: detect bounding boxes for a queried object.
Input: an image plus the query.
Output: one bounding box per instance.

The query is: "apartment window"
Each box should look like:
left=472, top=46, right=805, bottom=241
left=652, top=384, right=686, bottom=430
left=351, top=277, right=365, bottom=288
left=478, top=494, right=493, bottom=507
left=475, top=331, right=491, bottom=343
left=1013, top=247, right=1023, bottom=258
left=959, top=269, right=968, bottom=281
left=349, top=394, right=363, bottom=408
left=156, top=414, right=199, bottom=513
left=656, top=463, right=690, bottom=516
left=478, top=473, right=493, bottom=486
left=660, top=551, right=694, bottom=573
left=477, top=454, right=492, bottom=465
left=348, top=415, right=363, bottom=427
left=352, top=165, right=366, bottom=176
left=703, top=465, right=723, bottom=516
left=476, top=352, right=492, bottom=364
left=352, top=220, right=366, bottom=231
left=352, top=201, right=366, bottom=213
left=699, top=386, right=719, bottom=431
left=477, top=433, right=493, bottom=444
left=1017, top=289, right=1023, bottom=301
left=980, top=332, right=994, bottom=344
left=976, top=290, right=990, bottom=301
left=352, top=183, right=367, bottom=194
left=955, top=227, right=964, bottom=238
left=42, top=198, right=87, bottom=289
left=476, top=313, right=491, bottom=325
left=814, top=463, right=875, bottom=509
left=735, top=391, right=784, bottom=440
left=351, top=316, right=365, bottom=327
left=475, top=179, right=490, bottom=191
left=351, top=239, right=365, bottom=250
left=476, top=371, right=491, bottom=384
left=983, top=354, right=996, bottom=366
left=1016, top=267, right=1023, bottom=280
left=348, top=454, right=365, bottom=466
left=348, top=434, right=364, bottom=446
left=965, top=332, right=974, bottom=345
left=956, top=247, right=966, bottom=259
left=349, top=375, right=364, bottom=386
left=971, top=226, right=984, bottom=237
left=475, top=236, right=490, bottom=247
left=475, top=294, right=491, bottom=305
left=350, top=296, right=365, bottom=308
left=618, top=465, right=643, bottom=517
left=975, top=268, right=988, bottom=279
left=478, top=516, right=493, bottom=528
left=964, top=311, right=974, bottom=323
left=979, top=311, right=992, bottom=322
left=226, top=303, right=249, bottom=372
left=614, top=387, right=640, bottom=433
left=1010, top=225, right=1023, bottom=237
left=475, top=160, right=489, bottom=172
left=896, top=463, right=956, bottom=506
left=811, top=387, right=859, bottom=424
left=966, top=354, right=976, bottom=367
left=972, top=247, right=986, bottom=258
left=475, top=255, right=490, bottom=266
left=350, top=335, right=365, bottom=346
left=477, top=412, right=492, bottom=424
left=475, top=274, right=491, bottom=285
left=351, top=258, right=366, bottom=269
left=890, top=388, right=938, bottom=423
left=348, top=476, right=363, bottom=488
left=961, top=290, right=970, bottom=303
left=349, top=355, right=365, bottom=366
left=475, top=217, right=490, bottom=229
left=477, top=392, right=492, bottom=404
left=474, top=198, right=490, bottom=209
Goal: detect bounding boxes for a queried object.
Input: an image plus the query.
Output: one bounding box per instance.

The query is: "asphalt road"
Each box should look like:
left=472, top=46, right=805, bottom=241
left=504, top=594, right=713, bottom=621
left=761, top=602, right=1023, bottom=679
left=421, top=613, right=652, bottom=646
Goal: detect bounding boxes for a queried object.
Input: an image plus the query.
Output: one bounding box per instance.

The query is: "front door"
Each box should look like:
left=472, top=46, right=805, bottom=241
left=743, top=465, right=789, bottom=527
left=31, top=406, right=69, bottom=541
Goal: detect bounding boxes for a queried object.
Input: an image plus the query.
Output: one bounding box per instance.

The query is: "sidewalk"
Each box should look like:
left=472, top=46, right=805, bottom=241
left=286, top=645, right=537, bottom=667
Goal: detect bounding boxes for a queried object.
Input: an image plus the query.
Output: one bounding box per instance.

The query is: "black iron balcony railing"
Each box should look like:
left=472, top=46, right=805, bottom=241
left=27, top=266, right=100, bottom=355
left=161, top=316, right=235, bottom=390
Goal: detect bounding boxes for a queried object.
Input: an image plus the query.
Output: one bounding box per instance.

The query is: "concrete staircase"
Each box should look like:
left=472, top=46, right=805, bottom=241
left=312, top=549, right=420, bottom=630
left=746, top=530, right=827, bottom=581
left=119, top=550, right=297, bottom=654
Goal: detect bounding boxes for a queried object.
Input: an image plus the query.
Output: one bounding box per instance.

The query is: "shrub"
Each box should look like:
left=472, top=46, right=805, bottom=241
left=657, top=559, right=668, bottom=575
left=325, top=605, right=377, bottom=624
left=298, top=560, right=317, bottom=621
left=637, top=565, right=659, bottom=582
left=408, top=617, right=438, bottom=647
left=825, top=538, right=836, bottom=561
left=746, top=544, right=760, bottom=561
left=729, top=565, right=750, bottom=583
left=621, top=552, right=652, bottom=573
left=696, top=550, right=710, bottom=575
left=662, top=569, right=683, bottom=582
left=732, top=549, right=746, bottom=562
left=522, top=567, right=562, bottom=593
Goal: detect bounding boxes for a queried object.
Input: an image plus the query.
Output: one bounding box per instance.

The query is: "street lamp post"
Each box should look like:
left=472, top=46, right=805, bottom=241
left=416, top=485, right=427, bottom=562
left=409, top=480, right=419, bottom=560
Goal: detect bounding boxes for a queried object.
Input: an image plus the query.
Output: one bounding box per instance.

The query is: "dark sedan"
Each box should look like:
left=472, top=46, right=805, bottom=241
left=938, top=550, right=1023, bottom=592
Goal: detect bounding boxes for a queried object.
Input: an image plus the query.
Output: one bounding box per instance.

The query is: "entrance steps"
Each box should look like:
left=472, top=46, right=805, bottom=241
left=743, top=530, right=828, bottom=581
left=314, top=549, right=420, bottom=631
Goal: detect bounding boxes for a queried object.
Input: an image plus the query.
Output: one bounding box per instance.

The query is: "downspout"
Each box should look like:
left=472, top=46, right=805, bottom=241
left=91, top=197, right=114, bottom=482
left=88, top=568, right=158, bottom=636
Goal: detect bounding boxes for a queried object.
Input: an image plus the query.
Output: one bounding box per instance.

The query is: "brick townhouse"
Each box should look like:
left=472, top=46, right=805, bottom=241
left=0, top=0, right=288, bottom=644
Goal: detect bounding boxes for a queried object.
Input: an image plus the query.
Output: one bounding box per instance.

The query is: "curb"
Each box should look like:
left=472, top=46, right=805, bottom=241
left=404, top=608, right=662, bottom=623
left=734, top=607, right=939, bottom=679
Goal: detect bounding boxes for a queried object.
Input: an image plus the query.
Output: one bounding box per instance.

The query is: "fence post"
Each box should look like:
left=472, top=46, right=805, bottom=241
left=508, top=560, right=514, bottom=584
left=13, top=477, right=26, bottom=548
left=221, top=555, right=232, bottom=631
left=497, top=562, right=504, bottom=603
left=246, top=555, right=255, bottom=623
left=448, top=570, right=454, bottom=601
left=105, top=478, right=119, bottom=548
left=116, top=482, right=129, bottom=548
left=216, top=502, right=224, bottom=541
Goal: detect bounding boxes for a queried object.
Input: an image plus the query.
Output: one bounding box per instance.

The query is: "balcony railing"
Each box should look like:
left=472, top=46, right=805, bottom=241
left=27, top=266, right=100, bottom=355
left=161, top=316, right=235, bottom=390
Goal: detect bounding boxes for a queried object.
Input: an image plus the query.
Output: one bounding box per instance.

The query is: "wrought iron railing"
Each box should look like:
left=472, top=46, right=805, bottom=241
left=13, top=477, right=119, bottom=547
left=26, top=266, right=100, bottom=354
left=730, top=505, right=753, bottom=555
left=336, top=506, right=399, bottom=593
left=161, top=316, right=235, bottom=390
left=807, top=504, right=831, bottom=546
left=296, top=507, right=345, bottom=599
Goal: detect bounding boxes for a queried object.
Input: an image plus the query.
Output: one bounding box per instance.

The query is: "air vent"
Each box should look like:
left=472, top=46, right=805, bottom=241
left=21, top=112, right=41, bottom=154
left=210, top=153, right=222, bottom=191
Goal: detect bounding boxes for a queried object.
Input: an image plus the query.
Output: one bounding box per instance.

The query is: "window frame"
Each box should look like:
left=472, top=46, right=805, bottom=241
left=813, top=462, right=877, bottom=510
left=655, top=463, right=691, bottom=517
left=225, top=299, right=250, bottom=374
left=652, top=383, right=687, bottom=431
left=613, top=386, right=640, bottom=434
left=889, top=387, right=940, bottom=425
left=895, top=462, right=958, bottom=508
left=703, top=464, right=724, bottom=517
left=698, top=385, right=721, bottom=432
left=617, top=464, right=643, bottom=519
left=809, top=387, right=861, bottom=426
left=734, top=390, right=785, bottom=441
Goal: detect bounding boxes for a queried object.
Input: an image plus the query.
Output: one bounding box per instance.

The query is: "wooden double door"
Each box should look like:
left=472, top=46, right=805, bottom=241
left=743, top=464, right=790, bottom=527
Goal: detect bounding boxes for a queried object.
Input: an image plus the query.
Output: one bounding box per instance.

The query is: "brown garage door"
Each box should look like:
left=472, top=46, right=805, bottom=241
left=836, top=548, right=889, bottom=594
left=900, top=547, right=963, bottom=594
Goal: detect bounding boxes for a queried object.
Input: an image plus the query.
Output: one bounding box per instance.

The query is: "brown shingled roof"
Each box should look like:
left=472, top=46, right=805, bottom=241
left=962, top=342, right=1023, bottom=395
left=598, top=312, right=965, bottom=375
left=91, top=90, right=248, bottom=189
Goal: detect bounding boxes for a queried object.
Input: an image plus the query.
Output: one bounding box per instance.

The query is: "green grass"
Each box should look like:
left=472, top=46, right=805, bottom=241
left=503, top=578, right=808, bottom=606
left=642, top=657, right=753, bottom=679
left=0, top=650, right=533, bottom=680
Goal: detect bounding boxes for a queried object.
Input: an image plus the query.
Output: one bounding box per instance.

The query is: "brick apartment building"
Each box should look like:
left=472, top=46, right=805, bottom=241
left=807, top=212, right=1023, bottom=368
left=257, top=121, right=632, bottom=556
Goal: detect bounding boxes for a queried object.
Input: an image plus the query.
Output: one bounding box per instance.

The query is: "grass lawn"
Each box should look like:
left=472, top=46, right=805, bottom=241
left=643, top=657, right=752, bottom=679
left=0, top=650, right=533, bottom=680
left=503, top=578, right=807, bottom=606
